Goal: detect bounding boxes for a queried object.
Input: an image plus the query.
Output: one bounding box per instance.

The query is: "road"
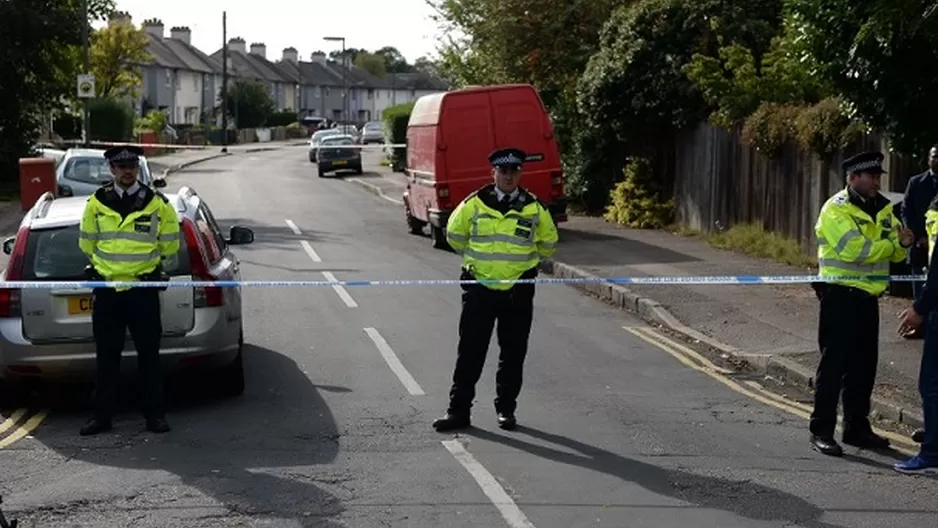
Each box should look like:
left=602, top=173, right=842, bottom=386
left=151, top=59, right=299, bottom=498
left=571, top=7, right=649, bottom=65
left=1, top=148, right=937, bottom=527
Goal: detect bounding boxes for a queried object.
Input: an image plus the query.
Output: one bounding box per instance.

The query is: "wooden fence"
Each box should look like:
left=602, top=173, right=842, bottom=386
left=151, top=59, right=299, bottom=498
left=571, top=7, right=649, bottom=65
left=667, top=122, right=924, bottom=252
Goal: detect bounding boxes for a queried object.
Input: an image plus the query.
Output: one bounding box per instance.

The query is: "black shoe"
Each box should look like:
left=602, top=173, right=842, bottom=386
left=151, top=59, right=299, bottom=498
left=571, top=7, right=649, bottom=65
left=843, top=430, right=890, bottom=450
left=810, top=435, right=843, bottom=456
left=497, top=413, right=517, bottom=430
left=80, top=419, right=112, bottom=436
left=913, top=429, right=925, bottom=443
left=432, top=413, right=470, bottom=432
left=146, top=417, right=170, bottom=434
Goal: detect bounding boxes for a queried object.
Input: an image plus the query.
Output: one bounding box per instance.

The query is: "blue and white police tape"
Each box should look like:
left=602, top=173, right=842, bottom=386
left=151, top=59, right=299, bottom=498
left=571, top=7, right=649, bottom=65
left=0, top=273, right=928, bottom=289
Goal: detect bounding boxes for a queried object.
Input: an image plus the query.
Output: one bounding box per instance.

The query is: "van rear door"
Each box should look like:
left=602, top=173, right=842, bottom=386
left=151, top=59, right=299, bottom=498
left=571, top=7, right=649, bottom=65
left=488, top=87, right=557, bottom=200
left=19, top=224, right=195, bottom=343
left=439, top=92, right=496, bottom=199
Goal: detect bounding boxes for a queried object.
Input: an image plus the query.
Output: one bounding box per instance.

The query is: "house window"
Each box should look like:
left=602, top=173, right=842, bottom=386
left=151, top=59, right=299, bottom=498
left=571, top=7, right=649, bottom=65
left=324, top=87, right=330, bottom=97
left=164, top=69, right=172, bottom=88
left=367, top=89, right=373, bottom=100
left=193, top=75, right=198, bottom=92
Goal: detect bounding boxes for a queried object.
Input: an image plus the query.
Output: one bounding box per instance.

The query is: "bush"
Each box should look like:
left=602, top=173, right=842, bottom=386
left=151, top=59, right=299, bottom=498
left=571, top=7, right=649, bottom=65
left=52, top=114, right=82, bottom=140
left=741, top=102, right=804, bottom=158
left=603, top=157, right=674, bottom=229
left=382, top=101, right=415, bottom=170
left=135, top=110, right=168, bottom=134
left=793, top=96, right=863, bottom=158
left=88, top=98, right=135, bottom=142
left=266, top=111, right=297, bottom=127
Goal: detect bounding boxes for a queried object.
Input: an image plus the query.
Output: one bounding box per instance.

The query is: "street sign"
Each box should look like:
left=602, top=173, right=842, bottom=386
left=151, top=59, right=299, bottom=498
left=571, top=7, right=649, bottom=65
left=77, top=74, right=95, bottom=99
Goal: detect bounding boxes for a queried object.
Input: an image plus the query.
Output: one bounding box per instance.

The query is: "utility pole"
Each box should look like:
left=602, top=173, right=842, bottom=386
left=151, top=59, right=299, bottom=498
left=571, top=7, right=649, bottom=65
left=220, top=11, right=228, bottom=153
left=82, top=0, right=90, bottom=146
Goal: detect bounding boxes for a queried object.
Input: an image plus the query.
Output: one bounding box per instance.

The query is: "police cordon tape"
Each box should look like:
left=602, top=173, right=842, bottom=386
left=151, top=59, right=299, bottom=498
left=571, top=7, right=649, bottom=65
left=56, top=139, right=405, bottom=150
left=0, top=274, right=928, bottom=289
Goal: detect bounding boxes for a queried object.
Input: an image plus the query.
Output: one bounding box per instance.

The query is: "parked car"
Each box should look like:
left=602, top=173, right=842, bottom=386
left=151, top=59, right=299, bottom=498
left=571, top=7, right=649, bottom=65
left=334, top=124, right=360, bottom=143
left=308, top=129, right=342, bottom=163
left=316, top=135, right=362, bottom=178
left=360, top=121, right=384, bottom=144
left=55, top=148, right=163, bottom=197
left=0, top=186, right=254, bottom=405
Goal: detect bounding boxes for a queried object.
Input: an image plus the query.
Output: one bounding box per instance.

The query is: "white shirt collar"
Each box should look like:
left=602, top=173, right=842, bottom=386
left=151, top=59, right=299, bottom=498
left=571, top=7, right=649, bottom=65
left=115, top=181, right=140, bottom=197
left=495, top=187, right=519, bottom=202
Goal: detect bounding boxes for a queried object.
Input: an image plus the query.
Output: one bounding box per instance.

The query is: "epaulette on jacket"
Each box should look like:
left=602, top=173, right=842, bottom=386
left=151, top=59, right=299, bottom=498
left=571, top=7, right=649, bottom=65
left=153, top=189, right=169, bottom=203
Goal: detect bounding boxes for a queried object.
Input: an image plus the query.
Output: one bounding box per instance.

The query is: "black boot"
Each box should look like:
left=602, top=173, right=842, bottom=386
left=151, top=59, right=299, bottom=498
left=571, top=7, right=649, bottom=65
left=810, top=435, right=843, bottom=456
left=80, top=418, right=112, bottom=436
left=496, top=412, right=517, bottom=430
left=913, top=429, right=925, bottom=443
left=843, top=429, right=890, bottom=450
left=432, top=413, right=470, bottom=432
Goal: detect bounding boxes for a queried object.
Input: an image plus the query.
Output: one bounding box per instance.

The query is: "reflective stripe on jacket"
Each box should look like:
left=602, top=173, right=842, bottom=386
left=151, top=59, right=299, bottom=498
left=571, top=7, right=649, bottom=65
left=446, top=186, right=559, bottom=290
left=78, top=187, right=181, bottom=286
left=927, top=209, right=938, bottom=265
left=815, top=188, right=906, bottom=295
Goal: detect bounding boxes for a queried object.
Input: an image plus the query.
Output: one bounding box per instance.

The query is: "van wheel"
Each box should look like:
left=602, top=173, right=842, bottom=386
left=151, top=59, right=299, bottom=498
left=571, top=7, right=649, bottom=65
left=218, top=329, right=245, bottom=397
left=406, top=208, right=425, bottom=235
left=430, top=225, right=449, bottom=250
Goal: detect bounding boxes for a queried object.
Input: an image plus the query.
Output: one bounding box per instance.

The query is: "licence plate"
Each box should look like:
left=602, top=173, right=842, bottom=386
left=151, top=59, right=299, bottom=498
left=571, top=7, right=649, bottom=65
left=67, top=295, right=93, bottom=315
left=332, top=160, right=347, bottom=165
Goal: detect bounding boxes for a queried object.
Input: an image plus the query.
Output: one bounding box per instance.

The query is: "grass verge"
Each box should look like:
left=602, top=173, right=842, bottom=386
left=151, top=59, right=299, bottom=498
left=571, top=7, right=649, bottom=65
left=668, top=222, right=815, bottom=268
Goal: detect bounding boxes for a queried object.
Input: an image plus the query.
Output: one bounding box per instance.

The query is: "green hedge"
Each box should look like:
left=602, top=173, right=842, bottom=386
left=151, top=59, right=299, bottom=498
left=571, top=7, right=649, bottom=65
left=382, top=102, right=415, bottom=170
left=88, top=98, right=135, bottom=142
left=266, top=111, right=297, bottom=127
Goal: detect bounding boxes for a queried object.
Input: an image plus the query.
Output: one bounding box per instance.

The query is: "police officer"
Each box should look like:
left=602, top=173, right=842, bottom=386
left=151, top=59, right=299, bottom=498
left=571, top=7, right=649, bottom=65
left=432, top=148, right=559, bottom=432
left=77, top=145, right=180, bottom=436
left=896, top=195, right=938, bottom=472
left=810, top=151, right=914, bottom=456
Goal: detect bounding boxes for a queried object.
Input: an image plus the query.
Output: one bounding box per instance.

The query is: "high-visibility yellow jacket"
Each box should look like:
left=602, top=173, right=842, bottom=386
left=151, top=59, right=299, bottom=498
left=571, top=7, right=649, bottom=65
left=79, top=183, right=180, bottom=287
left=446, top=185, right=559, bottom=290
left=927, top=208, right=938, bottom=265
left=815, top=188, right=907, bottom=296
left=913, top=206, right=938, bottom=314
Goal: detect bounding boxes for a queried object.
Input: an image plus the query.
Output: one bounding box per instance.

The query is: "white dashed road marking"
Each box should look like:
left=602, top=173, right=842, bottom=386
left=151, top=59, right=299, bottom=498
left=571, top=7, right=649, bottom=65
left=442, top=439, right=536, bottom=528
left=300, top=240, right=322, bottom=262
left=284, top=218, right=302, bottom=235
left=363, top=327, right=425, bottom=396
left=322, top=271, right=357, bottom=307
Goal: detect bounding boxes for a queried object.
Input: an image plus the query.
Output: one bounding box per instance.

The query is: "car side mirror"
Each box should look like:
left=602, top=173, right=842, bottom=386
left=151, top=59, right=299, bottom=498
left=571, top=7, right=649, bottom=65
left=2, top=237, right=14, bottom=255
left=226, top=225, right=254, bottom=245
left=152, top=178, right=167, bottom=188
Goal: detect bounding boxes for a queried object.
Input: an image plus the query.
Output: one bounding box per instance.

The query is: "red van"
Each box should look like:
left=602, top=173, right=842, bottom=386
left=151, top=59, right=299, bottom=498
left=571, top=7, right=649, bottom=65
left=402, top=84, right=567, bottom=248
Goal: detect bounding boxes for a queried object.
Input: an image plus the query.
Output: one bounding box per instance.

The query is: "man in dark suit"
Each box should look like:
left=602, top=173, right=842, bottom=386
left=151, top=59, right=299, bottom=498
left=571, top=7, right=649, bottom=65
left=901, top=145, right=938, bottom=339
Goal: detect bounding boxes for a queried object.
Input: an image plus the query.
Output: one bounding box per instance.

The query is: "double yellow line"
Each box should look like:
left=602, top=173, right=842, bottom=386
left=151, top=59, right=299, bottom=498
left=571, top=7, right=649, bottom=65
left=0, top=408, right=49, bottom=449
left=623, top=325, right=919, bottom=455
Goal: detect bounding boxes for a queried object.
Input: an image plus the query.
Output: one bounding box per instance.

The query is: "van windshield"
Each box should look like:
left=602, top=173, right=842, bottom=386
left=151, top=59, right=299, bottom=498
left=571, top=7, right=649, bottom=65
left=23, top=225, right=190, bottom=280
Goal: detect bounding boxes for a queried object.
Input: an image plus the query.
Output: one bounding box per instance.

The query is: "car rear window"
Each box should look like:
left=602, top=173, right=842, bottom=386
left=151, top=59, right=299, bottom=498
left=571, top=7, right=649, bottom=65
left=22, top=225, right=190, bottom=280
left=323, top=138, right=354, bottom=146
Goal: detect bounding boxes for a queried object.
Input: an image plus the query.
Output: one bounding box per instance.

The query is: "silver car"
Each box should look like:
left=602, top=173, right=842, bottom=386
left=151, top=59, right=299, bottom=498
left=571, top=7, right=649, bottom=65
left=308, top=129, right=341, bottom=162
left=360, top=121, right=384, bottom=144
left=0, top=186, right=254, bottom=402
left=56, top=148, right=163, bottom=197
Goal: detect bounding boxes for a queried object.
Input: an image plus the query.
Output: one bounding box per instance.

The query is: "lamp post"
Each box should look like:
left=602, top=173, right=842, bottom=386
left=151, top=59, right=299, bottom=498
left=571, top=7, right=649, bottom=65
left=323, top=36, right=347, bottom=124
left=82, top=0, right=90, bottom=146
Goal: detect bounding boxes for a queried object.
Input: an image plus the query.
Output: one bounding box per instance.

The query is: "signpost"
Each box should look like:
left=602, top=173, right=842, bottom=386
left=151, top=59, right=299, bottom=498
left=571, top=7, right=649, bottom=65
left=77, top=74, right=95, bottom=99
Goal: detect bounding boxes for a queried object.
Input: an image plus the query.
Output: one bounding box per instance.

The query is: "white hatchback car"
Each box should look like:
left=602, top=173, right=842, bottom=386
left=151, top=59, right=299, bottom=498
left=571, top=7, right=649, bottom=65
left=0, top=187, right=254, bottom=406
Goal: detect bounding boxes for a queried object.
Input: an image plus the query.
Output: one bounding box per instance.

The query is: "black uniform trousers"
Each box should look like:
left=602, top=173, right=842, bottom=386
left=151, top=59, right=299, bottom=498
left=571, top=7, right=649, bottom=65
left=809, top=283, right=880, bottom=437
left=448, top=268, right=536, bottom=417
left=91, top=286, right=164, bottom=421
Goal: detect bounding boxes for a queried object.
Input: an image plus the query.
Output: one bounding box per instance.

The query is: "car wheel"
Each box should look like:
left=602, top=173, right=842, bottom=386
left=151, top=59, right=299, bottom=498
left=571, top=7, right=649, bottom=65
left=405, top=206, right=425, bottom=235
left=318, top=169, right=325, bottom=178
left=217, top=328, right=245, bottom=397
left=354, top=164, right=363, bottom=175
left=430, top=225, right=449, bottom=250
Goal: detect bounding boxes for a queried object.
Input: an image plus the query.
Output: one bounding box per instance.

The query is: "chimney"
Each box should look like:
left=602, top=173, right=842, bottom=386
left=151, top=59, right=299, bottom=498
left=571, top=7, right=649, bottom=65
left=228, top=37, right=246, bottom=53
left=108, top=10, right=132, bottom=26
left=250, top=42, right=267, bottom=59
left=142, top=18, right=164, bottom=38
left=310, top=52, right=328, bottom=65
left=282, top=47, right=298, bottom=63
left=170, top=26, right=191, bottom=45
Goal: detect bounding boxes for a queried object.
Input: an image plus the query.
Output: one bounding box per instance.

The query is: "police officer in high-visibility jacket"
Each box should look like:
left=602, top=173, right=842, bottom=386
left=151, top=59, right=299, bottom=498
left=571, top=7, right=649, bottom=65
left=432, top=148, right=559, bottom=432
left=896, top=199, right=938, bottom=472
left=77, top=145, right=180, bottom=436
left=810, top=151, right=914, bottom=456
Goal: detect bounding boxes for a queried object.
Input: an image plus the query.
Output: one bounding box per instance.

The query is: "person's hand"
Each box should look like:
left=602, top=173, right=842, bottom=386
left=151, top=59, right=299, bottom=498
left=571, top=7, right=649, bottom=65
left=918, top=236, right=929, bottom=247
left=898, top=307, right=924, bottom=336
left=899, top=227, right=915, bottom=248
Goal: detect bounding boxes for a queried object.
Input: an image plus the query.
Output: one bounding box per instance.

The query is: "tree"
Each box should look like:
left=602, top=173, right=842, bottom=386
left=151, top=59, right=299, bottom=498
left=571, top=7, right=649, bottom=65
left=354, top=52, right=388, bottom=78
left=784, top=0, right=938, bottom=156
left=222, top=80, right=276, bottom=129
left=0, top=0, right=115, bottom=186
left=89, top=19, right=152, bottom=99
left=374, top=46, right=415, bottom=73
left=413, top=56, right=439, bottom=77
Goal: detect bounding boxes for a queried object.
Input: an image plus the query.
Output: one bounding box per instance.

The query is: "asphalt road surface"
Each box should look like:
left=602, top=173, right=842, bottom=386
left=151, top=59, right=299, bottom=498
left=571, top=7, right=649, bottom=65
left=1, top=148, right=937, bottom=527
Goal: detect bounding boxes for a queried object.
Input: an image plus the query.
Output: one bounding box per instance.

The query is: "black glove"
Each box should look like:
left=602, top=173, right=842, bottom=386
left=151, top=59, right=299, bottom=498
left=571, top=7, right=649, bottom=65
left=84, top=265, right=103, bottom=281
left=139, top=268, right=169, bottom=291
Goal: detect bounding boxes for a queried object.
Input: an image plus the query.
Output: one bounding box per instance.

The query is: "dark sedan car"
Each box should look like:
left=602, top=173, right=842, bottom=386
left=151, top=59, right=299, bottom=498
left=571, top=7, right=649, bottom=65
left=317, top=135, right=363, bottom=178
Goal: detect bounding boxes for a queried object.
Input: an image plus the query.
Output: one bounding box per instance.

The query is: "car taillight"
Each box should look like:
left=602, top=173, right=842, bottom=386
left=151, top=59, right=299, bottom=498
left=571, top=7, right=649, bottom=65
left=550, top=171, right=563, bottom=197
left=181, top=219, right=223, bottom=307
left=0, top=226, right=28, bottom=318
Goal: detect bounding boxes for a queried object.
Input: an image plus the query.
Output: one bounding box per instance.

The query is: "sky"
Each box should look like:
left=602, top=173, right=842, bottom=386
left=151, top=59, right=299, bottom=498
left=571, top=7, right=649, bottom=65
left=99, top=0, right=445, bottom=63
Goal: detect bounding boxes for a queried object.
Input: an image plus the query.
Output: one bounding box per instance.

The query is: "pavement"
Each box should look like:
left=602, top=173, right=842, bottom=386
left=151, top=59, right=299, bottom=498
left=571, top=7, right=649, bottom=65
left=343, top=161, right=927, bottom=431
left=0, top=149, right=936, bottom=527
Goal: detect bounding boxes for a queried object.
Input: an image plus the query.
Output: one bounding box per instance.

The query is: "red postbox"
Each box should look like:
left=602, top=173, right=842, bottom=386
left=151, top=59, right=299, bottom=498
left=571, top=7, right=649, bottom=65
left=19, top=158, right=57, bottom=211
